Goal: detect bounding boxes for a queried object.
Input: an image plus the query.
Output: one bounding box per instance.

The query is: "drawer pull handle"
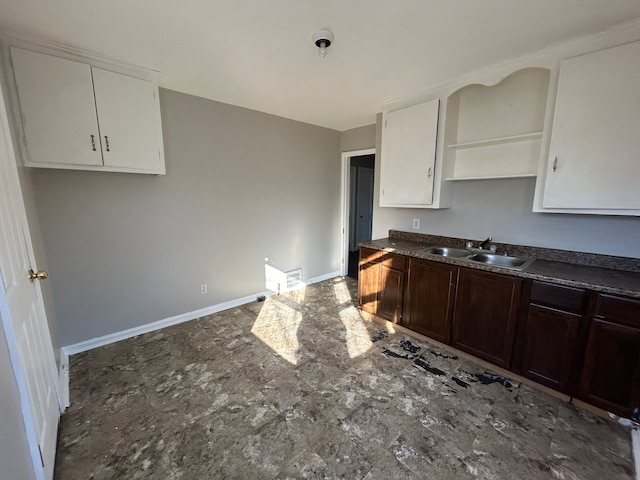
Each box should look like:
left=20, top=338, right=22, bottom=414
left=90, top=134, right=96, bottom=151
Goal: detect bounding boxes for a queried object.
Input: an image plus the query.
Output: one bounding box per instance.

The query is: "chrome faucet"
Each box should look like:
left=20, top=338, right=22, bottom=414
left=479, top=236, right=492, bottom=250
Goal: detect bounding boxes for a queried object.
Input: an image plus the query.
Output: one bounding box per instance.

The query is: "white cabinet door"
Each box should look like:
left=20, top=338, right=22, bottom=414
left=11, top=47, right=103, bottom=166
left=380, top=99, right=439, bottom=207
left=542, top=41, right=640, bottom=210
left=92, top=68, right=164, bottom=173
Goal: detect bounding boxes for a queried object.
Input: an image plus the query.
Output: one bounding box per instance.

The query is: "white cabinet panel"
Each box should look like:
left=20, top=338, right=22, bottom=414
left=380, top=99, right=439, bottom=207
left=542, top=41, right=640, bottom=210
left=92, top=68, right=163, bottom=173
left=11, top=47, right=103, bottom=166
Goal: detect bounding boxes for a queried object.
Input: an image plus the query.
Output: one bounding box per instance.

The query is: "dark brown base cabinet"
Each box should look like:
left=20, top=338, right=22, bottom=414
left=358, top=248, right=406, bottom=324
left=357, top=247, right=640, bottom=419
left=452, top=268, right=522, bottom=368
left=579, top=295, right=640, bottom=418
left=403, top=258, right=457, bottom=343
left=358, top=248, right=380, bottom=315
left=518, top=282, right=589, bottom=394
left=378, top=262, right=405, bottom=322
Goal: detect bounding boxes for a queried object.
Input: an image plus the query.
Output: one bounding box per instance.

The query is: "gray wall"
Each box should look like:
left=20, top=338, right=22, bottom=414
left=340, top=124, right=376, bottom=153
left=372, top=114, right=640, bottom=258
left=31, top=89, right=341, bottom=346
left=0, top=317, right=36, bottom=480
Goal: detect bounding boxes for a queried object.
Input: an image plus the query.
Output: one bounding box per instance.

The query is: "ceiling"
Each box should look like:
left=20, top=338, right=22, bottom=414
left=1, top=1, right=639, bottom=131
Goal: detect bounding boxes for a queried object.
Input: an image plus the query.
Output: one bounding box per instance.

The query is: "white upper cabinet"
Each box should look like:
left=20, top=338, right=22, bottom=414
left=10, top=47, right=103, bottom=167
left=443, top=68, right=550, bottom=181
left=92, top=67, right=163, bottom=172
left=380, top=99, right=440, bottom=208
left=536, top=40, right=640, bottom=213
left=10, top=47, right=165, bottom=175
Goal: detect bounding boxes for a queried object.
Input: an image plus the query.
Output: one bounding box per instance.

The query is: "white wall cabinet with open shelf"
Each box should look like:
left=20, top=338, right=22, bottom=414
left=10, top=46, right=165, bottom=175
left=378, top=24, right=640, bottom=217
left=442, top=68, right=550, bottom=181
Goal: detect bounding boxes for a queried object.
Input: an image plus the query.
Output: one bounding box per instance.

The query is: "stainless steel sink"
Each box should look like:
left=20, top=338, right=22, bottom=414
left=423, top=245, right=535, bottom=270
left=424, top=246, right=472, bottom=257
left=467, top=252, right=535, bottom=270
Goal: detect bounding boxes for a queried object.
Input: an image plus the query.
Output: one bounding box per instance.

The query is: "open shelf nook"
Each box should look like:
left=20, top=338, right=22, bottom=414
left=443, top=68, right=550, bottom=181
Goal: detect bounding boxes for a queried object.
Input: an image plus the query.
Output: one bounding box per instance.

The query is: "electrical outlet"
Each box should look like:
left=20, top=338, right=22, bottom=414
left=200, top=284, right=207, bottom=294
left=412, top=218, right=420, bottom=229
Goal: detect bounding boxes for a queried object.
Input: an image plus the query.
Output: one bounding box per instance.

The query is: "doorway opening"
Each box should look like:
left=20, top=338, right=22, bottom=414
left=340, top=148, right=375, bottom=279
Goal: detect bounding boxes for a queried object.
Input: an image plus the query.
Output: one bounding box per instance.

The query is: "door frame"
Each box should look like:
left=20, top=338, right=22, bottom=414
left=339, top=148, right=375, bottom=277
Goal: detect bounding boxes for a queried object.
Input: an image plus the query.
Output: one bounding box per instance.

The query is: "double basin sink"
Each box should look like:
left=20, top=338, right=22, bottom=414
left=423, top=246, right=535, bottom=270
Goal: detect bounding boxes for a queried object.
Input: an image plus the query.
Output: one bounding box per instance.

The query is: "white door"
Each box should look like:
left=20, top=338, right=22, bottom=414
left=0, top=76, right=60, bottom=479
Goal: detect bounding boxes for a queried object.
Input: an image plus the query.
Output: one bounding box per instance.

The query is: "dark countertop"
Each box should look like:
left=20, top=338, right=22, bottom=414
left=360, top=237, right=640, bottom=299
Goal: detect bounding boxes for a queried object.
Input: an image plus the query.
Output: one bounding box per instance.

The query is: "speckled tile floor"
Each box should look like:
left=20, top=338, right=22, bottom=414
left=55, top=276, right=634, bottom=479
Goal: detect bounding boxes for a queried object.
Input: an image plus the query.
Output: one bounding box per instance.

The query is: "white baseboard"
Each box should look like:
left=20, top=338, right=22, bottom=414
left=305, top=270, right=341, bottom=284
left=62, top=271, right=342, bottom=356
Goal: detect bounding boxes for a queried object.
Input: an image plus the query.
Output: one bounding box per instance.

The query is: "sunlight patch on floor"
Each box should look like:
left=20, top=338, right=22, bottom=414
left=385, top=321, right=396, bottom=335
left=333, top=277, right=352, bottom=305
left=251, top=298, right=302, bottom=364
left=339, top=306, right=373, bottom=358
left=287, top=285, right=306, bottom=304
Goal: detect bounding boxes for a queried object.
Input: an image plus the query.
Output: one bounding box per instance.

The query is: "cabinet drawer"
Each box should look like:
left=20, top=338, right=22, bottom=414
left=380, top=253, right=406, bottom=271
left=596, top=294, right=640, bottom=328
left=530, top=281, right=587, bottom=314
left=359, top=247, right=381, bottom=264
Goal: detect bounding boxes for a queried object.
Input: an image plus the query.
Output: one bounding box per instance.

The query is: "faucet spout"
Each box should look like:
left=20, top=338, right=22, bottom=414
left=479, top=236, right=492, bottom=250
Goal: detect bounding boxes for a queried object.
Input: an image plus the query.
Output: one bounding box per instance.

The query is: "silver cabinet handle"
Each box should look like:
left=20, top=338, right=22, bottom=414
left=90, top=134, right=96, bottom=151
left=552, top=157, right=558, bottom=172
left=427, top=167, right=432, bottom=178
left=104, top=136, right=110, bottom=152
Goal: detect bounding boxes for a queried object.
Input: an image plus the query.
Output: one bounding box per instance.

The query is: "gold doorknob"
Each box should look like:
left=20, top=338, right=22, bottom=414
left=28, top=269, right=48, bottom=282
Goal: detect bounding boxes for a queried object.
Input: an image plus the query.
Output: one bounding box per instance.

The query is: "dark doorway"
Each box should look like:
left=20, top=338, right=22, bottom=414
left=348, top=154, right=375, bottom=279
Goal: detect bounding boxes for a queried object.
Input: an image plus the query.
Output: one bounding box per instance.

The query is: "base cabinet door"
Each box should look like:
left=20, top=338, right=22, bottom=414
left=452, top=268, right=521, bottom=368
left=378, top=264, right=405, bottom=323
left=358, top=248, right=380, bottom=315
left=519, top=282, right=588, bottom=394
left=357, top=248, right=406, bottom=323
left=579, top=295, right=640, bottom=418
left=521, top=305, right=581, bottom=392
left=358, top=260, right=379, bottom=315
left=403, top=258, right=457, bottom=343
